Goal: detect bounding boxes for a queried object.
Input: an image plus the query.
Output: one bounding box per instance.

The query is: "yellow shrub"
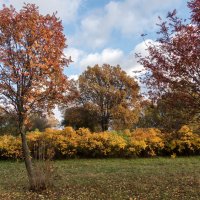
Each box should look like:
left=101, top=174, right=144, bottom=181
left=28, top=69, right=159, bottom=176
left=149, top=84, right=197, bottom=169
left=0, top=125, right=199, bottom=159
left=168, top=125, right=200, bottom=155
left=75, top=130, right=127, bottom=157
left=129, top=128, right=164, bottom=156
left=128, top=140, right=147, bottom=156
left=0, top=135, right=22, bottom=159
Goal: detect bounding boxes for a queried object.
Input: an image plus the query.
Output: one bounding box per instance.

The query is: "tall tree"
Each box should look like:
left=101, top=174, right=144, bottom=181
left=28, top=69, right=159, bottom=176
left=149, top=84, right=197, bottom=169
left=0, top=4, right=72, bottom=189
left=137, top=0, right=200, bottom=119
left=77, top=64, right=140, bottom=131
left=137, top=93, right=192, bottom=132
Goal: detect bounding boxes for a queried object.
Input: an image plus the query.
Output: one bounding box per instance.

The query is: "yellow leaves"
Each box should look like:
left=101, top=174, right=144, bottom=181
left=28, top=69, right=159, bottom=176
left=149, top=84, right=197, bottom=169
left=171, top=153, right=176, bottom=159
left=178, top=125, right=193, bottom=137
left=127, top=128, right=164, bottom=156
left=129, top=140, right=147, bottom=155
left=166, top=125, right=200, bottom=154
left=76, top=128, right=91, bottom=137
left=62, top=126, right=76, bottom=136
left=0, top=126, right=199, bottom=159
left=0, top=135, right=22, bottom=159
left=78, top=64, right=140, bottom=131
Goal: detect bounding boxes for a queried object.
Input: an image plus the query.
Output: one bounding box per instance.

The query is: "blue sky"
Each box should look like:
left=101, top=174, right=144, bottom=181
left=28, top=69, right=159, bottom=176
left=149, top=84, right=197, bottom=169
left=0, top=0, right=190, bottom=120
left=1, top=0, right=190, bottom=79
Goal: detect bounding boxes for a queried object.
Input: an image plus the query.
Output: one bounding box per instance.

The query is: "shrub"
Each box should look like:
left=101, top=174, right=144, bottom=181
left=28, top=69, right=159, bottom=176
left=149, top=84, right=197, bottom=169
left=127, top=128, right=164, bottom=157
left=0, top=126, right=199, bottom=159
left=166, top=125, right=200, bottom=156
left=0, top=135, right=22, bottom=159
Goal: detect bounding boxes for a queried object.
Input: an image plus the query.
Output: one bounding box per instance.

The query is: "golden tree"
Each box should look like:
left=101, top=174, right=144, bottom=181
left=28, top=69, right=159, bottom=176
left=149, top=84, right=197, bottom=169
left=77, top=64, right=140, bottom=131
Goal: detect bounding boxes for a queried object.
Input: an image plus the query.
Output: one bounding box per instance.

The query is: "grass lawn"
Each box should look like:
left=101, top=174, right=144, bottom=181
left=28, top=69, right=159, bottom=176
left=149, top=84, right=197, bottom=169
left=0, top=157, right=200, bottom=200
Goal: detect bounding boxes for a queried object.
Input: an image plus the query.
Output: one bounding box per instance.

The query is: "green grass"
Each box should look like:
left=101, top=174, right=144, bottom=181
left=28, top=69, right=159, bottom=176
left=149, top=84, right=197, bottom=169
left=0, top=157, right=200, bottom=199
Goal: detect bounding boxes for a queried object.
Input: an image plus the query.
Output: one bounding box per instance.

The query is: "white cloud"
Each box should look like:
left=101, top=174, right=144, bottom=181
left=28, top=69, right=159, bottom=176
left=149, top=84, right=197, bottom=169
left=64, top=48, right=85, bottom=63
left=53, top=106, right=62, bottom=123
left=76, top=0, right=183, bottom=48
left=79, top=14, right=110, bottom=48
left=106, top=0, right=182, bottom=36
left=65, top=39, right=154, bottom=76
left=68, top=74, right=79, bottom=80
left=124, top=39, right=154, bottom=76
left=64, top=47, right=125, bottom=74
left=1, top=0, right=82, bottom=24
left=80, top=48, right=124, bottom=68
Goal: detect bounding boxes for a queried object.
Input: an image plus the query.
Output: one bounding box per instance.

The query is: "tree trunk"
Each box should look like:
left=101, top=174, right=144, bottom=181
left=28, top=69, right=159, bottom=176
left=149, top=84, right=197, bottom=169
left=101, top=116, right=109, bottom=131
left=20, top=125, right=36, bottom=190
left=101, top=118, right=104, bottom=131
left=104, top=120, right=109, bottom=131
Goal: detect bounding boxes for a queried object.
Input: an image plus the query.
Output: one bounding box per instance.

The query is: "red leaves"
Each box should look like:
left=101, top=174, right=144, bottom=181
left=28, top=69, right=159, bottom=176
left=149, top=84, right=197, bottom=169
left=188, top=0, right=200, bottom=24
left=137, top=0, right=200, bottom=115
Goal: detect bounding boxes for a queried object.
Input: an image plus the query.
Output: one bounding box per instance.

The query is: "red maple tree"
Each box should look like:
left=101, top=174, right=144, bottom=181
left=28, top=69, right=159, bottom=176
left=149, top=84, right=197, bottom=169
left=137, top=0, right=200, bottom=117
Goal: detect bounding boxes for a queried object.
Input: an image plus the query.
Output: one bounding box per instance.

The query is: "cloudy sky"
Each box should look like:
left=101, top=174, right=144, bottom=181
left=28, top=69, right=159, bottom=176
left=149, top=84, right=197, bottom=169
left=0, top=0, right=190, bottom=120
left=1, top=0, right=190, bottom=78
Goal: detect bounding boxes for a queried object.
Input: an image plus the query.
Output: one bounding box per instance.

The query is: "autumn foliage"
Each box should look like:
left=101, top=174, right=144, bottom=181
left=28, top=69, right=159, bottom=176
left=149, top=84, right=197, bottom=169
left=63, top=64, right=140, bottom=131
left=137, top=0, right=200, bottom=118
left=0, top=4, right=71, bottom=117
left=0, top=0, right=200, bottom=192
left=0, top=4, right=73, bottom=190
left=0, top=126, right=199, bottom=159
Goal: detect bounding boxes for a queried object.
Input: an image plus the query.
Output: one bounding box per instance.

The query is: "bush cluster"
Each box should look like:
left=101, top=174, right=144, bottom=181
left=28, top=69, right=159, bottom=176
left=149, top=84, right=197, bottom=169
left=0, top=125, right=199, bottom=159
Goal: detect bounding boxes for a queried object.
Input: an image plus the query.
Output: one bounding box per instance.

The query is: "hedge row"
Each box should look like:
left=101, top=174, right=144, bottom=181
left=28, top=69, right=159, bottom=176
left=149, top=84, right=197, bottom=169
left=0, top=125, right=200, bottom=159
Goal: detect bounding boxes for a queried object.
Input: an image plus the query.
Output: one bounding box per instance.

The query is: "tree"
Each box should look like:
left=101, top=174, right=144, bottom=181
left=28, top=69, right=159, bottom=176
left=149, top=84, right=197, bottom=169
left=62, top=106, right=101, bottom=131
left=0, top=4, right=72, bottom=190
left=137, top=93, right=192, bottom=132
left=137, top=0, right=200, bottom=119
left=76, top=64, right=140, bottom=131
